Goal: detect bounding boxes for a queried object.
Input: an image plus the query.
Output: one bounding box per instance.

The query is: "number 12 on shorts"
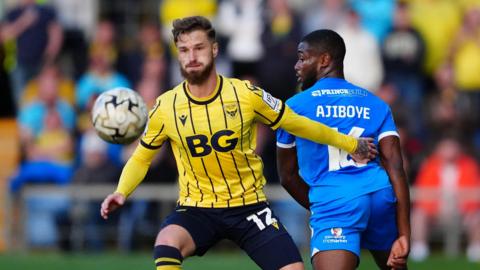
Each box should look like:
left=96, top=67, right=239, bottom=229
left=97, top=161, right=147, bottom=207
left=328, top=126, right=367, bottom=171
left=246, top=207, right=277, bottom=230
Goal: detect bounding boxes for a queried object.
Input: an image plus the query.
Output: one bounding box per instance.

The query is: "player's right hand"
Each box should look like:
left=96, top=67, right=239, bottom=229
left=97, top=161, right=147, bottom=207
left=100, top=192, right=125, bottom=219
left=351, top=137, right=378, bottom=163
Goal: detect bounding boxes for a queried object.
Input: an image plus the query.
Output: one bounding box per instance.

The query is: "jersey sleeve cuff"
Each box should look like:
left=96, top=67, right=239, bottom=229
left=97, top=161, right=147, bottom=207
left=276, top=141, right=296, bottom=148
left=378, top=131, right=400, bottom=141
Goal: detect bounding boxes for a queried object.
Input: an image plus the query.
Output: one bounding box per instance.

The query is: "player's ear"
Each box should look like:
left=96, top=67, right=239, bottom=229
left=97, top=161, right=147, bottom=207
left=212, top=42, right=218, bottom=58
left=318, top=52, right=331, bottom=67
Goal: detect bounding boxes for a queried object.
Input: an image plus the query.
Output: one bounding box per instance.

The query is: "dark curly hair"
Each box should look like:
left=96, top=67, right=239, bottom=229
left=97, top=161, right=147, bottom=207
left=172, top=16, right=216, bottom=43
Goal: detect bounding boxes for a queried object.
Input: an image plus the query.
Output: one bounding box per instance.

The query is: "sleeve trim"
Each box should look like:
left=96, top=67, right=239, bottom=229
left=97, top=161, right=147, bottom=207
left=269, top=102, right=286, bottom=128
left=140, top=140, right=163, bottom=150
left=276, top=141, right=296, bottom=148
left=378, top=131, right=400, bottom=141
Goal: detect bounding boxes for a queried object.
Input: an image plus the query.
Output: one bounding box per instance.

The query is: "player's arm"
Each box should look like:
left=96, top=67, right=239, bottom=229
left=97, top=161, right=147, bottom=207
left=247, top=84, right=376, bottom=159
left=276, top=146, right=309, bottom=209
left=379, top=136, right=411, bottom=268
left=101, top=99, right=166, bottom=219
left=279, top=106, right=376, bottom=160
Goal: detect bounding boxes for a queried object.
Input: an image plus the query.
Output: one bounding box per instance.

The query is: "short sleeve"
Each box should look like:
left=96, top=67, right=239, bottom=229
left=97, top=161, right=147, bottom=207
left=276, top=128, right=295, bottom=148
left=140, top=97, right=168, bottom=150
left=246, top=81, right=286, bottom=129
left=378, top=107, right=399, bottom=141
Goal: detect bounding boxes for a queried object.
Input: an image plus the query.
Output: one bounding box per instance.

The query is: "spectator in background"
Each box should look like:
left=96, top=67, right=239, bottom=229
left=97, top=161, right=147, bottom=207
left=337, top=9, right=384, bottom=92
left=21, top=63, right=76, bottom=108
left=409, top=0, right=461, bottom=75
left=447, top=4, right=480, bottom=128
left=48, top=0, right=97, bottom=79
left=1, top=0, right=63, bottom=107
left=424, top=64, right=476, bottom=145
left=10, top=106, right=74, bottom=248
left=75, top=20, right=130, bottom=124
left=118, top=21, right=168, bottom=87
left=348, top=0, right=395, bottom=43
left=302, top=0, right=348, bottom=35
left=259, top=0, right=302, bottom=102
left=411, top=135, right=480, bottom=262
left=17, top=63, right=75, bottom=140
left=382, top=1, right=425, bottom=139
left=216, top=0, right=264, bottom=78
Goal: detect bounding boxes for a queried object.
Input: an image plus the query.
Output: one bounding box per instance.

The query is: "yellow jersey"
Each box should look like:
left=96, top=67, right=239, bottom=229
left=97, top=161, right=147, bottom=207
left=116, top=75, right=357, bottom=208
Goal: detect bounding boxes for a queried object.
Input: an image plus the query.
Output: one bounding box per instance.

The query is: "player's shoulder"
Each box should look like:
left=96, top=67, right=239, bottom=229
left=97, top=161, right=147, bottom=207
left=226, top=77, right=262, bottom=92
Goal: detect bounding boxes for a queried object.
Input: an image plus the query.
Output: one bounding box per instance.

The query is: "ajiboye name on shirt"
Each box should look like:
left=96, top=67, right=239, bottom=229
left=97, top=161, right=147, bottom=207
left=316, top=105, right=370, bottom=119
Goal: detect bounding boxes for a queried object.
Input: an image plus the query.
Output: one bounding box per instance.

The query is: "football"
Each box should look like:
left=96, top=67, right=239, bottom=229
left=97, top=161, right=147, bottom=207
left=91, top=87, right=148, bottom=144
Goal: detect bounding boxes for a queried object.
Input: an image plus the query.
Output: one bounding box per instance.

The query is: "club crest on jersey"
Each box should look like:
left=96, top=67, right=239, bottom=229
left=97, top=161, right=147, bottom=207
left=179, top=114, right=188, bottom=126
left=331, top=227, right=343, bottom=237
left=223, top=103, right=238, bottom=119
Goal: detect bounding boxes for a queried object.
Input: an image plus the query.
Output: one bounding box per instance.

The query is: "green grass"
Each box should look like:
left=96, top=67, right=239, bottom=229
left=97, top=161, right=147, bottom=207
left=0, top=251, right=478, bottom=270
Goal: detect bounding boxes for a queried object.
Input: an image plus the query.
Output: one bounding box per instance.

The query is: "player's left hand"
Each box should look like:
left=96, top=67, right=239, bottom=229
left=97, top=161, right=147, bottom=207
left=387, top=235, right=410, bottom=269
left=351, top=137, right=378, bottom=163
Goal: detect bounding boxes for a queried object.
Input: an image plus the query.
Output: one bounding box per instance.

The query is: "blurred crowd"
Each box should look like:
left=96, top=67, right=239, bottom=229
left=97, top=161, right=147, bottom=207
left=1, top=0, right=480, bottom=262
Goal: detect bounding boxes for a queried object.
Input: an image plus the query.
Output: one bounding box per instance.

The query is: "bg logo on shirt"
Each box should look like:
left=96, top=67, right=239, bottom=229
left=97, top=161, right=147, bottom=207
left=186, top=130, right=238, bottom=157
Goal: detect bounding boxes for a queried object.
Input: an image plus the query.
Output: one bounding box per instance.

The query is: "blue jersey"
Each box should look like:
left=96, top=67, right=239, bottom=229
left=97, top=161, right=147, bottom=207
left=277, top=78, right=398, bottom=205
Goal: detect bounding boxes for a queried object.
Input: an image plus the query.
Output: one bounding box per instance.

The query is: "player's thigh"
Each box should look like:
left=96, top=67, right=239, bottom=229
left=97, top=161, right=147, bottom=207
left=361, top=187, right=398, bottom=253
left=158, top=206, right=222, bottom=257
left=226, top=203, right=303, bottom=270
left=310, top=196, right=370, bottom=261
left=312, top=250, right=357, bottom=270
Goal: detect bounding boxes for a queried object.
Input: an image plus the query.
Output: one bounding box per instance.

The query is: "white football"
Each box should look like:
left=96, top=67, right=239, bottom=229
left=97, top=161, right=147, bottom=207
left=91, top=87, right=148, bottom=144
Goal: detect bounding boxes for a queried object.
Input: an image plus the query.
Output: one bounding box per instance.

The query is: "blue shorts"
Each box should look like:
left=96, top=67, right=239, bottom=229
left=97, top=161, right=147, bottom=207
left=309, top=187, right=398, bottom=259
left=161, top=202, right=302, bottom=270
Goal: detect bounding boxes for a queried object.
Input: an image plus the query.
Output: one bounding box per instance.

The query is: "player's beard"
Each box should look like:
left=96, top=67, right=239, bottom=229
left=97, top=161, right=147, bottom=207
left=180, top=59, right=214, bottom=85
left=300, top=72, right=318, bottom=91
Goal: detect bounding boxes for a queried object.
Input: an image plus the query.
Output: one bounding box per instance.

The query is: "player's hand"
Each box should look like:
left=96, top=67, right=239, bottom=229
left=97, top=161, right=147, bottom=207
left=387, top=235, right=410, bottom=269
left=351, top=137, right=378, bottom=163
left=100, top=192, right=125, bottom=220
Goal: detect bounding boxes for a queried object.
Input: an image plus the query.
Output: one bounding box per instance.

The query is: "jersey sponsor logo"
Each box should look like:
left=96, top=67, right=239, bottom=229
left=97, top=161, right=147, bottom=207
left=185, top=129, right=238, bottom=157
left=311, top=88, right=367, bottom=97
left=262, top=90, right=281, bottom=113
left=179, top=114, right=188, bottom=126
left=223, top=103, right=238, bottom=119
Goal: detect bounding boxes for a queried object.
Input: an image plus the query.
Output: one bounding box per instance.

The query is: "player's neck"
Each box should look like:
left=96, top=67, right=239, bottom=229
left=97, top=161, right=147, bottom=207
left=318, top=68, right=344, bottom=80
left=187, top=70, right=218, bottom=98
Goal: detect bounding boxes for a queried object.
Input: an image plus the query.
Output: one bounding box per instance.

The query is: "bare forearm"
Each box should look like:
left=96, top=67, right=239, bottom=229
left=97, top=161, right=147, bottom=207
left=281, top=175, right=309, bottom=209
left=380, top=137, right=411, bottom=238
left=44, top=23, right=63, bottom=61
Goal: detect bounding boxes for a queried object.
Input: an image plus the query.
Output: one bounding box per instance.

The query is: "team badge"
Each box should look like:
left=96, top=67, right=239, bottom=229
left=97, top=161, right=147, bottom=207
left=330, top=227, right=343, bottom=237
left=223, top=103, right=238, bottom=119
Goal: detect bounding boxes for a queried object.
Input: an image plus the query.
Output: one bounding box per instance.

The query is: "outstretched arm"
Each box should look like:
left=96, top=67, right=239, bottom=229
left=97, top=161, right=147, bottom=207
left=379, top=136, right=411, bottom=269
left=276, top=146, right=309, bottom=209
left=279, top=106, right=377, bottom=160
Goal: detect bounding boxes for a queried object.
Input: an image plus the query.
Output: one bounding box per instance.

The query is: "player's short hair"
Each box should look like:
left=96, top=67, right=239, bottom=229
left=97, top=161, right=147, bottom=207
left=301, top=29, right=346, bottom=64
left=172, top=16, right=216, bottom=43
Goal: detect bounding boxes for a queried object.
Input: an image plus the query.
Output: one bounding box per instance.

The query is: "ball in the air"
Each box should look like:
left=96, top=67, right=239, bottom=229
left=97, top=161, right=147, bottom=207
left=91, top=87, right=148, bottom=144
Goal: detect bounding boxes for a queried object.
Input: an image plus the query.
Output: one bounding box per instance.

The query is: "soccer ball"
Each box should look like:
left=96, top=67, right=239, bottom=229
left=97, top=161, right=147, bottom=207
left=91, top=87, right=148, bottom=144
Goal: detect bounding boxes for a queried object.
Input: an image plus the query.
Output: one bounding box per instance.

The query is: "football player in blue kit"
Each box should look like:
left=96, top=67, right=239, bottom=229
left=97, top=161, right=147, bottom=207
left=276, top=29, right=410, bottom=270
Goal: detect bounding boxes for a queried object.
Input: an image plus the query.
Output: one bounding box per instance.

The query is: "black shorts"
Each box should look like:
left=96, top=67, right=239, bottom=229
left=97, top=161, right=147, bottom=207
left=161, top=202, right=303, bottom=270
